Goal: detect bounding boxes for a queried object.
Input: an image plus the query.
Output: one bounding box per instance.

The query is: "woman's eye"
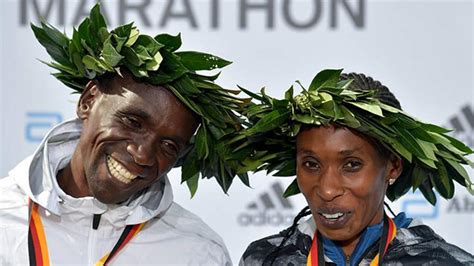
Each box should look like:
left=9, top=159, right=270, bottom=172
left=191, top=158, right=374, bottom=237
left=303, top=161, right=319, bottom=170
left=344, top=160, right=362, bottom=171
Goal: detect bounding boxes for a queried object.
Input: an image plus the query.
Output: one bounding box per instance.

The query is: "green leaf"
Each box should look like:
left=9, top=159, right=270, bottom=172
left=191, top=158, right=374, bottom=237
left=196, top=125, right=209, bottom=159
left=421, top=123, right=451, bottom=134
left=31, top=23, right=71, bottom=67
left=155, top=33, right=182, bottom=52
left=186, top=172, right=199, bottom=198
left=77, top=18, right=91, bottom=44
left=239, top=85, right=265, bottom=102
left=274, top=159, right=296, bottom=176
left=340, top=106, right=361, bottom=128
left=181, top=149, right=200, bottom=181
left=418, top=157, right=437, bottom=169
left=283, top=179, right=300, bottom=197
left=82, top=55, right=105, bottom=73
left=294, top=114, right=314, bottom=124
left=348, top=102, right=384, bottom=117
left=101, top=41, right=124, bottom=67
left=380, top=103, right=402, bottom=113
left=125, top=27, right=140, bottom=47
left=308, top=69, right=343, bottom=91
left=174, top=76, right=200, bottom=94
left=112, top=22, right=133, bottom=38
left=122, top=46, right=143, bottom=66
left=431, top=161, right=454, bottom=198
left=134, top=45, right=153, bottom=61
left=444, top=135, right=473, bottom=154
left=97, top=27, right=109, bottom=44
left=112, top=34, right=128, bottom=52
left=411, top=165, right=426, bottom=190
left=71, top=28, right=83, bottom=54
left=123, top=62, right=148, bottom=77
left=419, top=178, right=437, bottom=205
left=176, top=51, right=232, bottom=71
left=246, top=109, right=291, bottom=135
left=40, top=21, right=69, bottom=48
left=134, top=35, right=164, bottom=56
left=81, top=39, right=96, bottom=57
left=89, top=3, right=107, bottom=39
left=390, top=140, right=413, bottom=162
left=444, top=158, right=471, bottom=186
left=238, top=173, right=250, bottom=187
left=145, top=52, right=163, bottom=71
left=416, top=139, right=438, bottom=161
left=285, top=86, right=294, bottom=100
left=71, top=51, right=86, bottom=77
left=42, top=60, right=78, bottom=76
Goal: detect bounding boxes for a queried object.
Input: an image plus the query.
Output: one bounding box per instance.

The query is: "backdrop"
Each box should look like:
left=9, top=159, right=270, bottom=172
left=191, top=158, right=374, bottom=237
left=1, top=0, right=473, bottom=263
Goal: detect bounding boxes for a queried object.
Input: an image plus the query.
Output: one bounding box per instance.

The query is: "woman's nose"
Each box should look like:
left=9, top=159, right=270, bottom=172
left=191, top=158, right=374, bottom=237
left=316, top=168, right=344, bottom=202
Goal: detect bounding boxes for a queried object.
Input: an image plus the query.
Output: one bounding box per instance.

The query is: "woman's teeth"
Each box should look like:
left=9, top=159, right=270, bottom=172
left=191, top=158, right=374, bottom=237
left=321, top=212, right=344, bottom=219
left=107, top=156, right=137, bottom=184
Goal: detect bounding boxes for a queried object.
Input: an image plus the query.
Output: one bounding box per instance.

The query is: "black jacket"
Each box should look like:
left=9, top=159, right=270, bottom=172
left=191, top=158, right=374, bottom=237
left=240, top=217, right=474, bottom=266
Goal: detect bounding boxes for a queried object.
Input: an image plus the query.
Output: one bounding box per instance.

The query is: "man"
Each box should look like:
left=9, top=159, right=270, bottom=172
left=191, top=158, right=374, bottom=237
left=0, top=4, right=247, bottom=265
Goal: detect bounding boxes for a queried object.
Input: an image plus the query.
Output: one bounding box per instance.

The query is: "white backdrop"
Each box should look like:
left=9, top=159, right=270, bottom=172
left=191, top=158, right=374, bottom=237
left=1, top=0, right=473, bottom=264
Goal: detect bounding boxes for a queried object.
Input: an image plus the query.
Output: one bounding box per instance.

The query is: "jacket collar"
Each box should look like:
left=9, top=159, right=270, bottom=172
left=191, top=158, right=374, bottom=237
left=297, top=212, right=413, bottom=265
left=9, top=118, right=174, bottom=226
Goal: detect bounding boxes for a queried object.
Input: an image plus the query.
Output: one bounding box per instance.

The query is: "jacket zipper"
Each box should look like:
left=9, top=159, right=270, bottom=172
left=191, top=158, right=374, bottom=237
left=88, top=214, right=101, bottom=265
left=346, top=255, right=350, bottom=266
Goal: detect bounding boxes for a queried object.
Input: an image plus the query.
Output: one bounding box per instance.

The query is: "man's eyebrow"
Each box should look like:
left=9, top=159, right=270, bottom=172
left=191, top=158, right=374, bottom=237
left=120, top=107, right=152, bottom=121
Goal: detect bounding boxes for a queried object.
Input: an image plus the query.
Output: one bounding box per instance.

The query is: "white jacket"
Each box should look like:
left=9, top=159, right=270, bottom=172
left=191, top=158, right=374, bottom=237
left=0, top=119, right=232, bottom=265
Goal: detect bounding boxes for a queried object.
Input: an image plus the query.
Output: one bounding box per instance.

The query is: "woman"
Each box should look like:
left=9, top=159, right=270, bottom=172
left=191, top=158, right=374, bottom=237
left=236, top=70, right=474, bottom=265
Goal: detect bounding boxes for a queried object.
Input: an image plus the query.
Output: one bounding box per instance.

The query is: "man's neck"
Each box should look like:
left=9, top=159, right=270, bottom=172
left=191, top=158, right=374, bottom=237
left=57, top=154, right=91, bottom=198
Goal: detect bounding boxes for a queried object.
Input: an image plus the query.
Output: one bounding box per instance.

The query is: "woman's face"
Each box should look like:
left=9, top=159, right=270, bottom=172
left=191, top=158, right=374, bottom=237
left=296, top=125, right=401, bottom=252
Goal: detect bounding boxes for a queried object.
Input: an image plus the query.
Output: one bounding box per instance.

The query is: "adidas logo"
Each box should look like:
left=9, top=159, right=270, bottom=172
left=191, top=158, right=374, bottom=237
left=237, top=182, right=297, bottom=227
left=446, top=104, right=473, bottom=148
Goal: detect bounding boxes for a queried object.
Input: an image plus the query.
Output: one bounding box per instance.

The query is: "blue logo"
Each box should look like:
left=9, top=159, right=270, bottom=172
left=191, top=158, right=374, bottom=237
left=25, top=112, right=63, bottom=142
left=400, top=190, right=439, bottom=219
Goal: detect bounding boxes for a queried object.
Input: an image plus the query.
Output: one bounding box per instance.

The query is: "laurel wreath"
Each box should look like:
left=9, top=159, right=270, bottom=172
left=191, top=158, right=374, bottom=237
left=31, top=3, right=251, bottom=196
left=231, top=69, right=474, bottom=205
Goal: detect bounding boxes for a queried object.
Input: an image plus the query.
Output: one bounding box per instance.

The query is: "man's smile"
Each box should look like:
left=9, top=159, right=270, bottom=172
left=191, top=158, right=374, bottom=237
left=106, top=155, right=139, bottom=184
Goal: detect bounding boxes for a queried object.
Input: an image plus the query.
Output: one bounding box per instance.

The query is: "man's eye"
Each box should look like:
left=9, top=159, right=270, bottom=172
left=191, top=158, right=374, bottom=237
left=162, top=141, right=178, bottom=157
left=123, top=116, right=141, bottom=129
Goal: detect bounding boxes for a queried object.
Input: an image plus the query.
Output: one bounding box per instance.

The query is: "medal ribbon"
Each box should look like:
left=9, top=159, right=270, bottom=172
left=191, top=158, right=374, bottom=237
left=306, top=214, right=397, bottom=266
left=28, top=201, right=146, bottom=266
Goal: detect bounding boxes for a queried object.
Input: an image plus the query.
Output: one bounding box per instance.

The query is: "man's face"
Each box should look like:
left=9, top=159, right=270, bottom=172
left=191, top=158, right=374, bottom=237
left=73, top=73, right=198, bottom=204
left=296, top=125, right=401, bottom=253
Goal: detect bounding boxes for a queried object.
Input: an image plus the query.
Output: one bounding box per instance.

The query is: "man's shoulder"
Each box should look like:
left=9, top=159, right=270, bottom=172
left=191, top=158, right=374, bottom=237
left=140, top=202, right=231, bottom=264
left=0, top=174, right=28, bottom=207
left=0, top=174, right=29, bottom=230
left=158, top=202, right=226, bottom=244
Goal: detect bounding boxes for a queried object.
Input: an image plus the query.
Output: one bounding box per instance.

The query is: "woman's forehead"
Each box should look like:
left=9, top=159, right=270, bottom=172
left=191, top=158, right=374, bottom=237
left=296, top=125, right=376, bottom=154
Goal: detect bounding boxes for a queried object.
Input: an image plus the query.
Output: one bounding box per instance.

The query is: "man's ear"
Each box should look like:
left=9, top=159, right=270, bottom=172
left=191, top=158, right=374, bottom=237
left=386, top=154, right=403, bottom=183
left=77, top=81, right=100, bottom=120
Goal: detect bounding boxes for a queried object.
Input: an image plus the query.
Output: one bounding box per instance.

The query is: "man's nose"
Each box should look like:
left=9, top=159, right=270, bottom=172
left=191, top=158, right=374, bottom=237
left=316, top=167, right=344, bottom=202
left=126, top=138, right=156, bottom=166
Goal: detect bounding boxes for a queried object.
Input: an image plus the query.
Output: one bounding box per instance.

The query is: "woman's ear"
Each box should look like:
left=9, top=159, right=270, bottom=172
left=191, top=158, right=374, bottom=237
left=387, top=154, right=403, bottom=184
left=77, top=80, right=100, bottom=120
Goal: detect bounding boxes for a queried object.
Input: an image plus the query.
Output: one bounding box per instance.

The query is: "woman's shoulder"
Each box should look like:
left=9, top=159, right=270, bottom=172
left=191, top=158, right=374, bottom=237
left=384, top=223, right=474, bottom=265
left=240, top=226, right=312, bottom=266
